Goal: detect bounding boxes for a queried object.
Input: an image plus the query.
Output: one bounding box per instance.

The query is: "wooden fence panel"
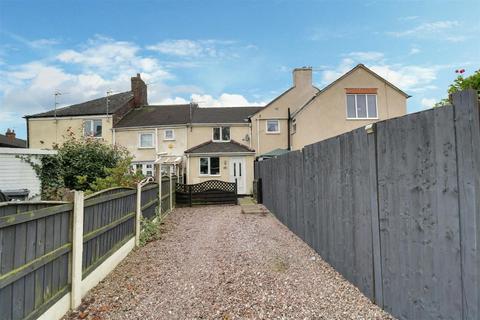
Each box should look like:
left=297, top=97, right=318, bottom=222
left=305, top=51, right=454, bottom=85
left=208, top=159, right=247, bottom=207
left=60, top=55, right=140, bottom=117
left=376, top=106, right=462, bottom=319
left=141, top=183, right=159, bottom=220
left=82, top=189, right=136, bottom=278
left=0, top=203, right=72, bottom=320
left=452, top=90, right=480, bottom=319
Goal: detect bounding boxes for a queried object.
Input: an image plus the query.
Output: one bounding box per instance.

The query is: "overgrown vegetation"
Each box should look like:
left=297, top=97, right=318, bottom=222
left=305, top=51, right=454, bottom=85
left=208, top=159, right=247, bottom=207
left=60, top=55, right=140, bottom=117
left=25, top=128, right=144, bottom=200
left=139, top=207, right=165, bottom=246
left=435, top=69, right=480, bottom=107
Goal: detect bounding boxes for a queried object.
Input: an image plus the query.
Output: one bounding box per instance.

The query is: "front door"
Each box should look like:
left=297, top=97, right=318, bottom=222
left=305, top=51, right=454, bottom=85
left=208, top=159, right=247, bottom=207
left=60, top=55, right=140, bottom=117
left=229, top=157, right=246, bottom=194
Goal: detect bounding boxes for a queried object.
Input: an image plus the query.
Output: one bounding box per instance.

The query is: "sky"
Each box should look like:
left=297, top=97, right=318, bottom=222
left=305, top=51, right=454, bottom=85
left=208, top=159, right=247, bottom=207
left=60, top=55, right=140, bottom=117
left=0, top=0, right=479, bottom=139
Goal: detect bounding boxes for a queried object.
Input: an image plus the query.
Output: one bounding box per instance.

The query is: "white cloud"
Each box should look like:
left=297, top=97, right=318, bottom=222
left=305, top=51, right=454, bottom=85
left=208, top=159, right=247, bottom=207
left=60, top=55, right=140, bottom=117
left=345, top=51, right=384, bottom=61
left=387, top=20, right=467, bottom=42
left=30, top=38, right=59, bottom=48
left=409, top=47, right=421, bottom=55
left=159, top=93, right=264, bottom=108
left=146, top=39, right=236, bottom=58
left=421, top=98, right=437, bottom=108
left=0, top=35, right=265, bottom=128
left=320, top=56, right=438, bottom=92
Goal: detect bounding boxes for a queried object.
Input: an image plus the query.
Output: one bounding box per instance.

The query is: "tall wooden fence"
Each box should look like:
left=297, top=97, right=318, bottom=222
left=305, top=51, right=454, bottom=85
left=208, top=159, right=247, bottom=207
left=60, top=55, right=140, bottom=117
left=255, top=90, right=480, bottom=320
left=0, top=176, right=175, bottom=320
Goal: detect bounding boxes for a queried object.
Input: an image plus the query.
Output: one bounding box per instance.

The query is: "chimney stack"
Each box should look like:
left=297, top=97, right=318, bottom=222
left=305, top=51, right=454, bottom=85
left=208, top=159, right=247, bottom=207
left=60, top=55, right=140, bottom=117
left=292, top=67, right=313, bottom=88
left=5, top=128, right=16, bottom=141
left=131, top=73, right=148, bottom=107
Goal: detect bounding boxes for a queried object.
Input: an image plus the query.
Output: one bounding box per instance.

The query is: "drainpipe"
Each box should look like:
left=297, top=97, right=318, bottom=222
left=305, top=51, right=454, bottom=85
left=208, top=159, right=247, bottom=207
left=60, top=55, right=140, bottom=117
left=287, top=108, right=291, bottom=151
left=256, top=118, right=260, bottom=156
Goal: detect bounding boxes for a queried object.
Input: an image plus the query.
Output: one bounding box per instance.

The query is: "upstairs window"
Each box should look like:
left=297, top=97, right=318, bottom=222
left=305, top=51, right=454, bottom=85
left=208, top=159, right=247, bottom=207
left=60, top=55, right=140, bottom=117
left=266, top=120, right=280, bottom=133
left=346, top=94, right=377, bottom=119
left=213, top=127, right=230, bottom=142
left=164, top=129, right=175, bottom=140
left=139, top=133, right=154, bottom=148
left=84, top=119, right=102, bottom=137
left=199, top=157, right=220, bottom=175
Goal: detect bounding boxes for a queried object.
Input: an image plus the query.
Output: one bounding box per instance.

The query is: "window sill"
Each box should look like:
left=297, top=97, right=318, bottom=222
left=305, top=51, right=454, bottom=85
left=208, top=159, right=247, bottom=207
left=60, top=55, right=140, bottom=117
left=346, top=117, right=379, bottom=121
left=266, top=132, right=280, bottom=135
left=199, top=174, right=221, bottom=177
left=163, top=139, right=175, bottom=141
left=212, top=140, right=231, bottom=143
left=138, top=147, right=155, bottom=149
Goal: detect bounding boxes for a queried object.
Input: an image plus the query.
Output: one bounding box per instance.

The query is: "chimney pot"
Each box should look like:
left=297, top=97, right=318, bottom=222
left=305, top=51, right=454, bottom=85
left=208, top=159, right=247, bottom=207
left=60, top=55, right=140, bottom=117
left=5, top=128, right=16, bottom=141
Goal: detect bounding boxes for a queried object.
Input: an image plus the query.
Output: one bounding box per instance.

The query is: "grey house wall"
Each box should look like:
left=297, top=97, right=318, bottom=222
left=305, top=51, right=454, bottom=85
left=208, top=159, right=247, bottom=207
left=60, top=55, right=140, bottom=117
left=255, top=90, right=480, bottom=320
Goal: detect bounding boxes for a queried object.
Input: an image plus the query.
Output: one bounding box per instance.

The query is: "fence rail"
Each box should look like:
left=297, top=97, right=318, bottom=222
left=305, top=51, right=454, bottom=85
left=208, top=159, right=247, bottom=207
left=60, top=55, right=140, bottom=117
left=255, top=89, right=480, bottom=320
left=0, top=175, right=175, bottom=320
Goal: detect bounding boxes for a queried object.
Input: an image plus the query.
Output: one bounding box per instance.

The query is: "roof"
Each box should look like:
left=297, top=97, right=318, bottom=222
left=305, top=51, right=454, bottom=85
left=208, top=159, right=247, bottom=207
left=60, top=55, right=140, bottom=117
left=292, top=64, right=411, bottom=118
left=114, top=104, right=264, bottom=128
left=258, top=148, right=290, bottom=158
left=321, top=64, right=410, bottom=98
left=185, top=140, right=255, bottom=154
left=115, top=104, right=192, bottom=128
left=192, top=106, right=263, bottom=123
left=26, top=91, right=133, bottom=118
left=0, top=134, right=27, bottom=148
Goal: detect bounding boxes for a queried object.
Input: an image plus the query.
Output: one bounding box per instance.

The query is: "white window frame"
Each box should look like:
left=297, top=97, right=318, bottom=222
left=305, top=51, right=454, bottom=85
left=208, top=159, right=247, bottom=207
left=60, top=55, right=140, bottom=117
left=266, top=120, right=280, bottom=134
left=346, top=94, right=378, bottom=120
left=83, top=119, right=102, bottom=138
left=199, top=157, right=221, bottom=176
left=138, top=132, right=155, bottom=149
left=132, top=162, right=155, bottom=176
left=212, top=127, right=231, bottom=142
left=163, top=128, right=175, bottom=141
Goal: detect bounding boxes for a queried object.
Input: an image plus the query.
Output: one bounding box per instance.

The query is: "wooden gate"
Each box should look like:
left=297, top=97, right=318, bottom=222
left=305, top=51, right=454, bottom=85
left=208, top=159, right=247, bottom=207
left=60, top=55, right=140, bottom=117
left=175, top=180, right=237, bottom=206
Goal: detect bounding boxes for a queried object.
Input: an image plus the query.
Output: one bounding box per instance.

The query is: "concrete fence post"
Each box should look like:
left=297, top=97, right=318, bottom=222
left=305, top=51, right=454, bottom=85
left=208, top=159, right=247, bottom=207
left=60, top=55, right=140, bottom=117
left=169, top=171, right=173, bottom=211
left=135, top=183, right=142, bottom=247
left=71, top=190, right=84, bottom=309
left=155, top=163, right=162, bottom=215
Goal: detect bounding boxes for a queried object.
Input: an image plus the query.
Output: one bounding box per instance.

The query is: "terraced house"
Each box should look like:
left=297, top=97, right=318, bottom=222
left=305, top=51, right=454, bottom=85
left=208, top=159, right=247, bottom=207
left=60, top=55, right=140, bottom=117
left=26, top=65, right=408, bottom=194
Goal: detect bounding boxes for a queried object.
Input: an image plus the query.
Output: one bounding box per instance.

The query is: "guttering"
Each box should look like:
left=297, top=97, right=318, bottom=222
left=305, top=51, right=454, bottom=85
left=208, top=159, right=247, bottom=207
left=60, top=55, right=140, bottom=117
left=185, top=151, right=255, bottom=157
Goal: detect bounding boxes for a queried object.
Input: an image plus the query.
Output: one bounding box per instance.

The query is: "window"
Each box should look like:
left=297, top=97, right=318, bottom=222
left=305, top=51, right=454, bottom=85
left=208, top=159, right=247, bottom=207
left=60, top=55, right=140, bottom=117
left=266, top=120, right=280, bottom=133
left=199, top=157, right=220, bottom=175
left=346, top=94, right=378, bottom=119
left=139, top=133, right=154, bottom=148
left=164, top=129, right=175, bottom=140
left=212, top=127, right=230, bottom=142
left=133, top=162, right=155, bottom=176
left=291, top=119, right=296, bottom=134
left=145, top=164, right=153, bottom=176
left=84, top=119, right=102, bottom=137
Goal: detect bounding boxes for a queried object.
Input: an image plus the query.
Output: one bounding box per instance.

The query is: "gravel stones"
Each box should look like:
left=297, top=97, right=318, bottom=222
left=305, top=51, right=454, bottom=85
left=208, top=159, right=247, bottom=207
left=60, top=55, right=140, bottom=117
left=64, top=205, right=393, bottom=320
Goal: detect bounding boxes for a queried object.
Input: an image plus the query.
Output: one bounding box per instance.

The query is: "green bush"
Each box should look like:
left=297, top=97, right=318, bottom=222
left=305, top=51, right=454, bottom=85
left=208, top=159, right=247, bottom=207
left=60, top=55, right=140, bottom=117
left=30, top=129, right=144, bottom=200
left=58, top=134, right=128, bottom=191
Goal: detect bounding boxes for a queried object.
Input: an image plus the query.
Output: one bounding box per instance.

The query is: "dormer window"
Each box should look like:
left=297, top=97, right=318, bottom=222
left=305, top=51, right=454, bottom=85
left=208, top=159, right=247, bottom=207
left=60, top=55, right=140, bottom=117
left=213, top=127, right=230, bottom=142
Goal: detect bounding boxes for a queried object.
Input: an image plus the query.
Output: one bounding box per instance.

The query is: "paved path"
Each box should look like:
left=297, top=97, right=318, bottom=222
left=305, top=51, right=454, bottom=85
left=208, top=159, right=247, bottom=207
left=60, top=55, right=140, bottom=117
left=66, top=205, right=392, bottom=319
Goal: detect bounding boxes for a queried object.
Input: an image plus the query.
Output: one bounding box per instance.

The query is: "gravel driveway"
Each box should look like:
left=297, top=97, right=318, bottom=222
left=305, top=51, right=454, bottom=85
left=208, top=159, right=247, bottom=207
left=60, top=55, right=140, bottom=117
left=66, top=205, right=392, bottom=320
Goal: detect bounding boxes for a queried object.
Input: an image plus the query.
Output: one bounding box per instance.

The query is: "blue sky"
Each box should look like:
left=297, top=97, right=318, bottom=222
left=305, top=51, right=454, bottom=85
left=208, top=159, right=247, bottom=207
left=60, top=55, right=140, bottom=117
left=1, top=0, right=479, bottom=139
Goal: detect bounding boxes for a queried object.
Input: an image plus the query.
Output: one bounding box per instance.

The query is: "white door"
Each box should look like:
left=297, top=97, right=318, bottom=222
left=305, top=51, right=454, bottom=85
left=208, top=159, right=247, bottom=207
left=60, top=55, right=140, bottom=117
left=230, top=157, right=246, bottom=194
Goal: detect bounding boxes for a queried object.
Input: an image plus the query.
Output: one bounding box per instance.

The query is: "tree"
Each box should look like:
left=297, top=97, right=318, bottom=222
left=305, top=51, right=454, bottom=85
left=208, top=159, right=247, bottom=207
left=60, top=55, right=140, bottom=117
left=32, top=128, right=144, bottom=199
left=435, top=69, right=480, bottom=107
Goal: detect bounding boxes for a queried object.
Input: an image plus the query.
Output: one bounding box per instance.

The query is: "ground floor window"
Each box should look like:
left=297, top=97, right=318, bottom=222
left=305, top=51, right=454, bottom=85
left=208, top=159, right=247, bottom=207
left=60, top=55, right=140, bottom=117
left=199, top=157, right=220, bottom=175
left=132, top=162, right=154, bottom=177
